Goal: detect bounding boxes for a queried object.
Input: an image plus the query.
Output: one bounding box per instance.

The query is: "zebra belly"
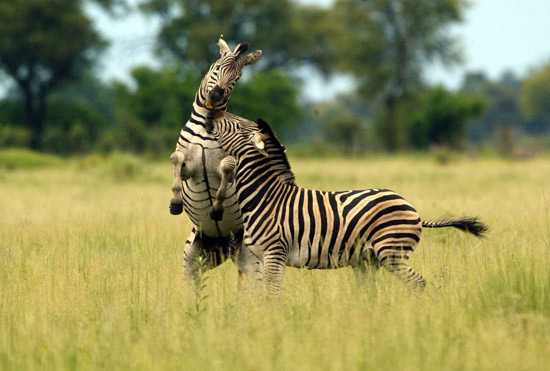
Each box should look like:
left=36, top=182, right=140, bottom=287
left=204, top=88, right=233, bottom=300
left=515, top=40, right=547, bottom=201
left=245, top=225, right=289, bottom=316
left=286, top=239, right=367, bottom=269
left=182, top=178, right=242, bottom=237
left=177, top=125, right=243, bottom=238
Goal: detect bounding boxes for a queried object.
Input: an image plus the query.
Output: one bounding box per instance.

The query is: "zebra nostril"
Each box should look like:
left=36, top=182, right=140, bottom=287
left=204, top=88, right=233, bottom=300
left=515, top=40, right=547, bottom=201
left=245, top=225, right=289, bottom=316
left=209, top=86, right=225, bottom=102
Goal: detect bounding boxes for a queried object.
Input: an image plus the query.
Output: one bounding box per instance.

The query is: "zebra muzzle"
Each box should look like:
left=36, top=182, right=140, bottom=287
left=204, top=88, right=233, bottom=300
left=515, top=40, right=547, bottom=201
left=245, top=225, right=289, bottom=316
left=205, top=100, right=215, bottom=109
left=206, top=86, right=224, bottom=109
left=169, top=198, right=184, bottom=215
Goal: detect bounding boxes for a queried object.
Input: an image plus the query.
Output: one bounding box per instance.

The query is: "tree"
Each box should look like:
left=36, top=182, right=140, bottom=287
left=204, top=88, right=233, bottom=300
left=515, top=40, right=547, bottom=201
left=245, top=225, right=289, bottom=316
left=408, top=86, right=485, bottom=150
left=111, top=65, right=199, bottom=153
left=0, top=0, right=121, bottom=150
left=461, top=70, right=524, bottom=151
left=111, top=66, right=302, bottom=153
left=230, top=70, right=302, bottom=138
left=323, top=115, right=366, bottom=153
left=0, top=72, right=116, bottom=153
left=138, top=0, right=334, bottom=71
left=114, top=65, right=198, bottom=129
left=332, top=0, right=467, bottom=151
left=46, top=73, right=117, bottom=153
left=520, top=63, right=550, bottom=134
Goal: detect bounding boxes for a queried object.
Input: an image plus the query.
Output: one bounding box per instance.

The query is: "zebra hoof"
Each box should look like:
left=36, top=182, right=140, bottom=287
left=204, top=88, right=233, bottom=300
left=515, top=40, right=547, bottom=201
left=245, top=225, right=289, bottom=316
left=169, top=199, right=183, bottom=215
left=210, top=207, right=224, bottom=221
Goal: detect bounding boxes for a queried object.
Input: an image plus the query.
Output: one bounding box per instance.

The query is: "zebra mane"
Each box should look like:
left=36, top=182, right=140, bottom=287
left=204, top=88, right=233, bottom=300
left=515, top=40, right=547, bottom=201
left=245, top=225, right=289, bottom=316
left=255, top=118, right=295, bottom=185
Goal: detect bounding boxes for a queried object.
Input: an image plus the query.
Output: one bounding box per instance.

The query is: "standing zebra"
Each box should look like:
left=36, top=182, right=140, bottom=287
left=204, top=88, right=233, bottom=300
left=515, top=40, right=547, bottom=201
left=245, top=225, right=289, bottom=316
left=169, top=37, right=262, bottom=281
left=212, top=118, right=488, bottom=294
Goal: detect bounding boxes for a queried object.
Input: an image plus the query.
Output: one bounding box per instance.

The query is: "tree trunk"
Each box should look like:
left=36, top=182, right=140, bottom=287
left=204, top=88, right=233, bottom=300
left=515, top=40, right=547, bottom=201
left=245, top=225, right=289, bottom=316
left=23, top=84, right=47, bottom=151
left=381, top=0, right=408, bottom=152
left=383, top=93, right=398, bottom=151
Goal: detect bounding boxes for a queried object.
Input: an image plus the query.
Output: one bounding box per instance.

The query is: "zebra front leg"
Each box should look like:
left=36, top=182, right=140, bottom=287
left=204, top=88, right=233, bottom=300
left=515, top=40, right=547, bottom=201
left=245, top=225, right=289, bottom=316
left=262, top=243, right=288, bottom=296
left=235, top=242, right=264, bottom=292
left=210, top=156, right=237, bottom=221
left=375, top=244, right=426, bottom=289
left=169, top=150, right=186, bottom=215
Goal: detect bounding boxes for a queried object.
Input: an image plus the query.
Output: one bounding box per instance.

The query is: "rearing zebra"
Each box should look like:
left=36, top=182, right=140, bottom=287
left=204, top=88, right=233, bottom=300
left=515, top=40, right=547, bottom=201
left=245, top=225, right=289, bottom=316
left=168, top=37, right=261, bottom=281
left=212, top=118, right=488, bottom=294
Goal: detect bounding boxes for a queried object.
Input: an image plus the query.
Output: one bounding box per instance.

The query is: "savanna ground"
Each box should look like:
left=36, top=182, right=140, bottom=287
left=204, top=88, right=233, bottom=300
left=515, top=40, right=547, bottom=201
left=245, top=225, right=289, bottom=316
left=1, top=150, right=550, bottom=371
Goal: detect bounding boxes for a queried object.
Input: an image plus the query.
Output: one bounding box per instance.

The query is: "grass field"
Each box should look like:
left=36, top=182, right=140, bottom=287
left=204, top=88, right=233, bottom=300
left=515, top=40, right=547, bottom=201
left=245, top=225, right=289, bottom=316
left=1, top=152, right=550, bottom=371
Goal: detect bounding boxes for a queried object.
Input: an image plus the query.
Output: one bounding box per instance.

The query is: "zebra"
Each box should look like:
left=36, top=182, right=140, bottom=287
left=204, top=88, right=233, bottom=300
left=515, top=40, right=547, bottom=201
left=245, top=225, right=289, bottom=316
left=211, top=118, right=488, bottom=295
left=168, top=37, right=262, bottom=282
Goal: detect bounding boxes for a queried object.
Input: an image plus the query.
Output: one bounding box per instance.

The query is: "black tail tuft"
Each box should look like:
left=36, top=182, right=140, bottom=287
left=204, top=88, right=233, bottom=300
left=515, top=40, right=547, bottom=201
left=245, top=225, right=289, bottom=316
left=422, top=217, right=488, bottom=238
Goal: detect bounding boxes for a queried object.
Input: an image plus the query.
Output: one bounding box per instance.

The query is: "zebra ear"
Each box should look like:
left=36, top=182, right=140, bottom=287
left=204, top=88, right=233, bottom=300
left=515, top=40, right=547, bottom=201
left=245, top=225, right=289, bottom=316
left=252, top=133, right=268, bottom=157
left=240, top=50, right=262, bottom=66
left=234, top=42, right=249, bottom=57
left=218, top=36, right=231, bottom=57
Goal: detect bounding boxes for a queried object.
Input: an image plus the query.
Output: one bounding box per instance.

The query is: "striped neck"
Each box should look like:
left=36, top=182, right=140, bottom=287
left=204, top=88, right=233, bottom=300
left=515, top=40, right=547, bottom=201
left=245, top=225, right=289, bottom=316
left=187, top=100, right=225, bottom=132
left=213, top=119, right=296, bottom=188
left=233, top=146, right=296, bottom=216
left=235, top=140, right=296, bottom=188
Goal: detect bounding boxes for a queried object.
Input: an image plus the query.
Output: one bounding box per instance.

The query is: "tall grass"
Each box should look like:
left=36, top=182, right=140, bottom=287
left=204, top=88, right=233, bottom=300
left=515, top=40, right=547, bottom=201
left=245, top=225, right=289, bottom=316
left=1, top=154, right=550, bottom=370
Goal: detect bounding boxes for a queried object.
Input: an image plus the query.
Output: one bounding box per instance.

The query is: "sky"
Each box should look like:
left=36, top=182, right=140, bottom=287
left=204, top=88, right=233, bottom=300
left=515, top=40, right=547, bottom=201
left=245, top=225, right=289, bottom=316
left=93, top=0, right=550, bottom=101
left=3, top=0, right=550, bottom=101
left=428, top=0, right=550, bottom=87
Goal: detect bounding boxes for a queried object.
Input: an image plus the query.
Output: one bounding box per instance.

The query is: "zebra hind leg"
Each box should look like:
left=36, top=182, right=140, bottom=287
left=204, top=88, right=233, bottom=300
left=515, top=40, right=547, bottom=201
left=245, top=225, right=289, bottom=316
left=375, top=244, right=426, bottom=289
left=182, top=228, right=228, bottom=290
left=353, top=247, right=380, bottom=287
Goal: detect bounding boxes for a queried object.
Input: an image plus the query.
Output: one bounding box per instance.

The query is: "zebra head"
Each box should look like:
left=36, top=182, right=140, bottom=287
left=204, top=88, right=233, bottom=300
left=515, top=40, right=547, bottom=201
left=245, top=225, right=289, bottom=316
left=215, top=118, right=285, bottom=159
left=199, top=37, right=262, bottom=111
left=214, top=117, right=295, bottom=186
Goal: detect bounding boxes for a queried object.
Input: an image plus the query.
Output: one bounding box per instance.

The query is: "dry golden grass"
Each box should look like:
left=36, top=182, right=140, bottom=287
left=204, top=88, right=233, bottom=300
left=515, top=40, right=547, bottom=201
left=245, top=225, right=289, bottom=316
left=1, top=153, right=550, bottom=371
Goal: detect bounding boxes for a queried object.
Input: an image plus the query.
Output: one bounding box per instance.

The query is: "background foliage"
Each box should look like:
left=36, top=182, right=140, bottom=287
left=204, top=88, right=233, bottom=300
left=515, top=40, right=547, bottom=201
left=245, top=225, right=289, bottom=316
left=1, top=0, right=550, bottom=155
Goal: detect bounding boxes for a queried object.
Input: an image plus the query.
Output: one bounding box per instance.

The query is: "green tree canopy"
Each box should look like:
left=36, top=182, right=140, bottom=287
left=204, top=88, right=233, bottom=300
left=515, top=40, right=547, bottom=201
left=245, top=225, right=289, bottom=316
left=0, top=0, right=119, bottom=150
left=114, top=65, right=198, bottom=129
left=323, top=115, right=366, bottom=154
left=408, top=86, right=485, bottom=150
left=461, top=71, right=524, bottom=144
left=230, top=70, right=302, bottom=138
left=0, top=72, right=117, bottom=154
left=110, top=65, right=198, bottom=153
left=110, top=66, right=302, bottom=153
left=331, top=0, right=467, bottom=150
left=138, top=0, right=334, bottom=71
left=520, top=63, right=550, bottom=133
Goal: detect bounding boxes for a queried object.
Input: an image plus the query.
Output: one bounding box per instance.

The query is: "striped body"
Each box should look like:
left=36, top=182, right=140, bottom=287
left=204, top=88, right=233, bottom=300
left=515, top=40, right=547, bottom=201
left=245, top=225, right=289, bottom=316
left=176, top=112, right=242, bottom=238
left=168, top=38, right=262, bottom=280
left=276, top=188, right=421, bottom=269
left=214, top=119, right=427, bottom=292
left=237, top=160, right=422, bottom=272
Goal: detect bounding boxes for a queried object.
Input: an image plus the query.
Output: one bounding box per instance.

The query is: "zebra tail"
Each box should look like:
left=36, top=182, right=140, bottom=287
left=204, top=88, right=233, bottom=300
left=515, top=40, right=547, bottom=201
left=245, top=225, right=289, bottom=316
left=422, top=217, right=488, bottom=238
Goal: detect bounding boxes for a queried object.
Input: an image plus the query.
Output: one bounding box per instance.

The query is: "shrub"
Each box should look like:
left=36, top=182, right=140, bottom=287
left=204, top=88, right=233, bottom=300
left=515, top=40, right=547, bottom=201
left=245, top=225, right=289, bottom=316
left=0, top=148, right=62, bottom=170
left=0, top=125, right=30, bottom=148
left=408, top=86, right=485, bottom=150
left=76, top=152, right=154, bottom=182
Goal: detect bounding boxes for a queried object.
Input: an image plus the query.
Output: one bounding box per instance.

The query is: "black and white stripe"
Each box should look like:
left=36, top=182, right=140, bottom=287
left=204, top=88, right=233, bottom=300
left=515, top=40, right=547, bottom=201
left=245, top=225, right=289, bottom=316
left=175, top=92, right=241, bottom=240
left=213, top=118, right=488, bottom=294
left=170, top=38, right=262, bottom=280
